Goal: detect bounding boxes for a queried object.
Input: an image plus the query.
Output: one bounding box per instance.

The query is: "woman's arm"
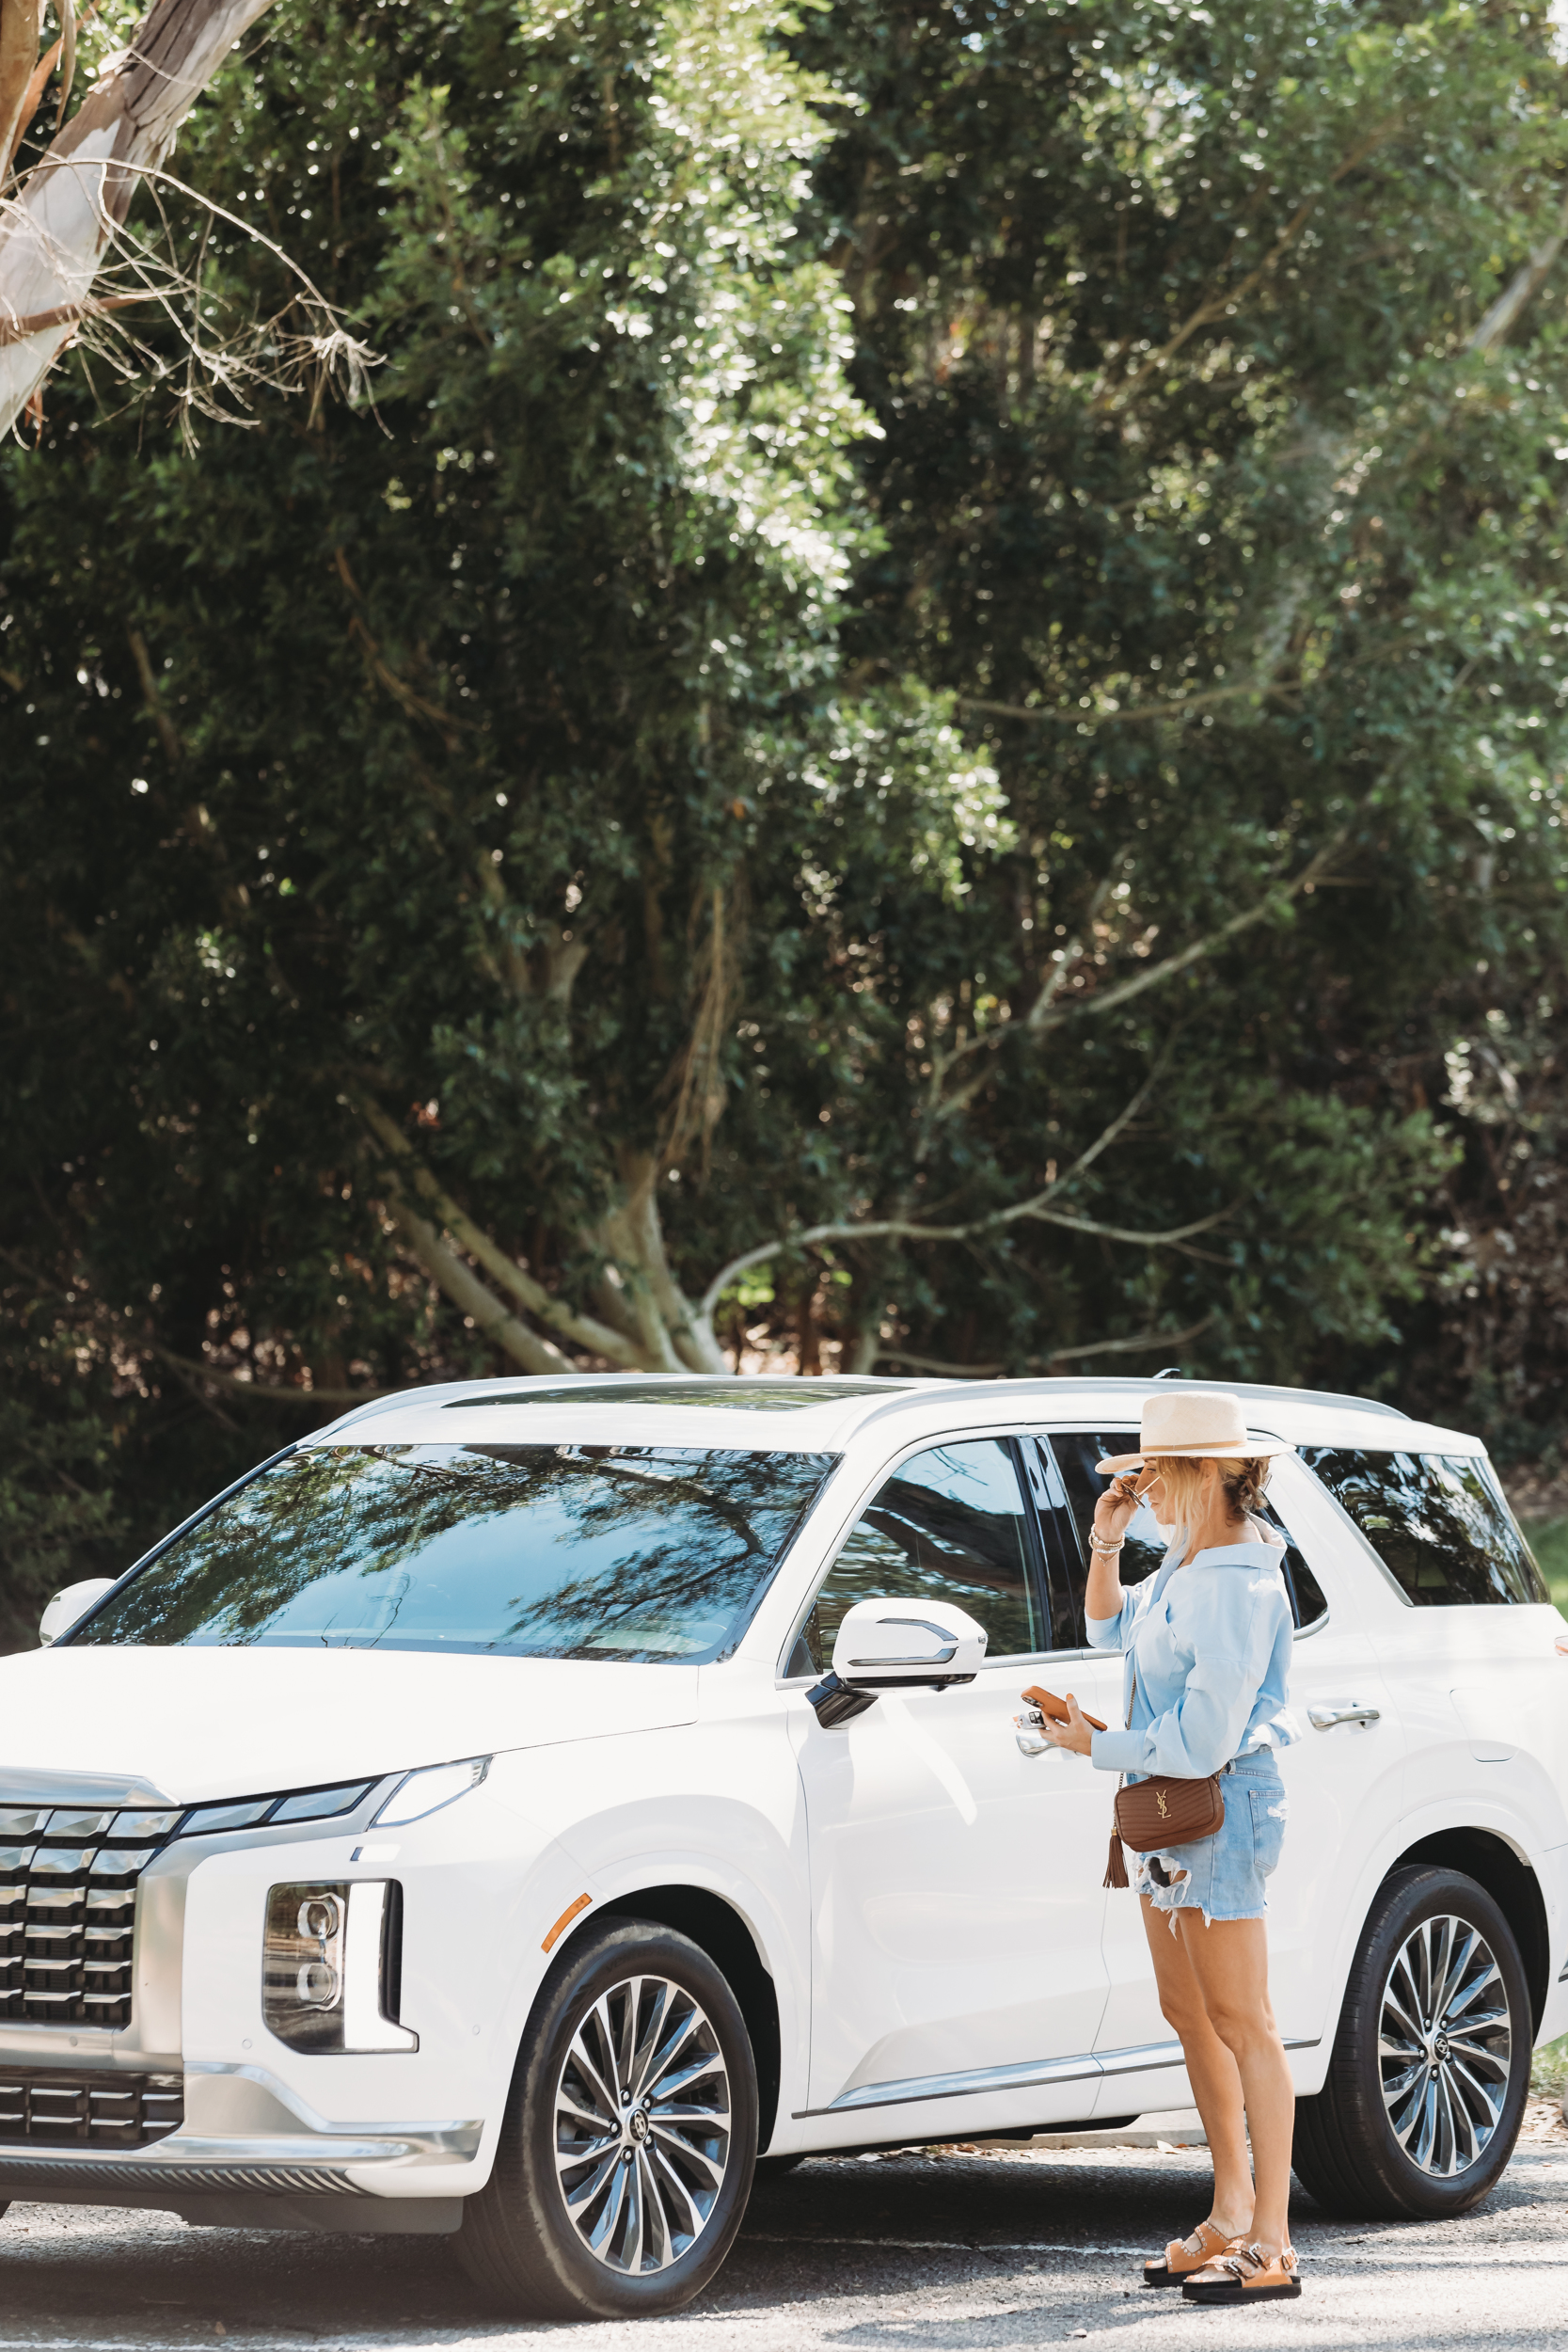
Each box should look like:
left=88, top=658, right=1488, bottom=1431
left=1084, top=1470, right=1146, bottom=1626
left=1042, top=1470, right=1150, bottom=1754
left=1089, top=1581, right=1286, bottom=1779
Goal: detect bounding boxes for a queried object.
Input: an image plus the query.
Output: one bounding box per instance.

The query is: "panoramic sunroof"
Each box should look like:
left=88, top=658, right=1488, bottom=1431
left=443, top=1379, right=914, bottom=1412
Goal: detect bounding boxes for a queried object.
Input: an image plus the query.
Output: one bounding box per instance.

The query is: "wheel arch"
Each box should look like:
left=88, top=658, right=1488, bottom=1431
left=550, top=1885, right=783, bottom=2154
left=1392, top=1827, right=1550, bottom=2032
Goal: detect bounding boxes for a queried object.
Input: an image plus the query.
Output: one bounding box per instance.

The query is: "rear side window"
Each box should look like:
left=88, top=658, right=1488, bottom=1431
left=1301, top=1449, right=1546, bottom=1607
left=1048, top=1432, right=1327, bottom=1635
left=788, top=1438, right=1042, bottom=1677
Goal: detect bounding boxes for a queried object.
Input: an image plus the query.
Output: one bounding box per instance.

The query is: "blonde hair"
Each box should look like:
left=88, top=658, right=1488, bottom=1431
left=1148, top=1454, right=1273, bottom=1534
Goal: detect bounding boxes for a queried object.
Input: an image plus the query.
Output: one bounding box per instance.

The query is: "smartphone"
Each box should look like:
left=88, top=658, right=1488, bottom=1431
left=1021, top=1684, right=1108, bottom=1732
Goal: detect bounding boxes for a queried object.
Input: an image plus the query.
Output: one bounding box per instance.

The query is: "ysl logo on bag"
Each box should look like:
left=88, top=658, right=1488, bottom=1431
left=1155, top=1787, right=1169, bottom=1820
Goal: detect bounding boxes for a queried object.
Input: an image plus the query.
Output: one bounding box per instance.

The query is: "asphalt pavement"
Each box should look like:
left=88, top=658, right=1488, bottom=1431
left=0, top=2102, right=1562, bottom=2351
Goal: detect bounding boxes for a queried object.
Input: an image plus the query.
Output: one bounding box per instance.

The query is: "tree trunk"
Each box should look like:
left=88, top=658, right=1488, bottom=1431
left=0, top=0, right=277, bottom=437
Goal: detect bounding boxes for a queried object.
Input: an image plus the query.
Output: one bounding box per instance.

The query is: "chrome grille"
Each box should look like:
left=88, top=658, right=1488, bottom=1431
left=0, top=2067, right=182, bottom=2147
left=0, top=1805, right=180, bottom=2027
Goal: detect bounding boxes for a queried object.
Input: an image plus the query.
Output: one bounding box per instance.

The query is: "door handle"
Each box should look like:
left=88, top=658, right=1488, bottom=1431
left=1014, top=1708, right=1067, bottom=1758
left=1307, top=1702, right=1381, bottom=1731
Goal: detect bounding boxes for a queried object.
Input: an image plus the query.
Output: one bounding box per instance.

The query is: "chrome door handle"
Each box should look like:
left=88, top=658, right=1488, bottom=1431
left=1014, top=1709, right=1065, bottom=1758
left=1307, top=1702, right=1381, bottom=1731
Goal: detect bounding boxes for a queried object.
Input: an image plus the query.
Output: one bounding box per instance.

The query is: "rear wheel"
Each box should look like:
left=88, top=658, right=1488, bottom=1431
left=1293, top=1866, right=1530, bottom=2219
left=456, top=1917, right=758, bottom=2319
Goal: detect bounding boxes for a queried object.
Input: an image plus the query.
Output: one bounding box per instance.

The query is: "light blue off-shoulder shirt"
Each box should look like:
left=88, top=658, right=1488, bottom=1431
left=1085, top=1535, right=1300, bottom=1779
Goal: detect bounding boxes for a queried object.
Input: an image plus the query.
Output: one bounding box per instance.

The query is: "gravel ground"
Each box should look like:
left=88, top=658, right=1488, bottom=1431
left=0, top=2101, right=1563, bottom=2351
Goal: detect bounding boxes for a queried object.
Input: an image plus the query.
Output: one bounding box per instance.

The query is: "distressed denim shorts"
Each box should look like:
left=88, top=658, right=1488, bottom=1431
left=1132, top=1751, right=1288, bottom=1929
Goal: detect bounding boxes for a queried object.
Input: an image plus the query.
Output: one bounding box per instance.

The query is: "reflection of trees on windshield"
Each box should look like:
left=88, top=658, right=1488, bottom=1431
left=71, top=1445, right=835, bottom=1660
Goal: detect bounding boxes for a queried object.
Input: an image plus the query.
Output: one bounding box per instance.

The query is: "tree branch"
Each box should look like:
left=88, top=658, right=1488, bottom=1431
left=1100, top=124, right=1396, bottom=414
left=382, top=1192, right=578, bottom=1378
left=1, top=0, right=285, bottom=437
left=358, top=1097, right=648, bottom=1369
left=0, top=289, right=147, bottom=346
left=875, top=1312, right=1213, bottom=1377
left=961, top=677, right=1287, bottom=726
left=127, top=624, right=181, bottom=762
left=618, top=1151, right=726, bottom=1374
left=1470, top=185, right=1568, bottom=355
left=149, top=1345, right=395, bottom=1406
left=698, top=1197, right=1235, bottom=1327
left=938, top=818, right=1356, bottom=1108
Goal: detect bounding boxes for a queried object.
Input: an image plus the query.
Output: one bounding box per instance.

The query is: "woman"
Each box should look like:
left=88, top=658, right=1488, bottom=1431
left=1039, top=1389, right=1303, bottom=2304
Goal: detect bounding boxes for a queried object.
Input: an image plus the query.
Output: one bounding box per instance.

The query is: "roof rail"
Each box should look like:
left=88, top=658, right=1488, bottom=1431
left=861, top=1374, right=1408, bottom=1421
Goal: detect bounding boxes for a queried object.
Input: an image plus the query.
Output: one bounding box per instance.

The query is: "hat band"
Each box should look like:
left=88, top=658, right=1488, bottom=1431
left=1142, top=1438, right=1255, bottom=1454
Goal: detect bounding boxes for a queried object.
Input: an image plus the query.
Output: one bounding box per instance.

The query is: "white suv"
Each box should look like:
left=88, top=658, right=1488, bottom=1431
left=2, top=1374, right=1564, bottom=2321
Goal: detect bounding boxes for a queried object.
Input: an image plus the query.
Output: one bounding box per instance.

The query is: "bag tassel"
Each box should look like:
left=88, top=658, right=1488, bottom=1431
left=1103, top=1831, right=1129, bottom=1890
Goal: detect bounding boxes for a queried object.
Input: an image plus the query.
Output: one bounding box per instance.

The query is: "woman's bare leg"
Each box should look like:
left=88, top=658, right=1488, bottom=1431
left=1174, top=1913, right=1294, bottom=2254
left=1138, top=1895, right=1253, bottom=2237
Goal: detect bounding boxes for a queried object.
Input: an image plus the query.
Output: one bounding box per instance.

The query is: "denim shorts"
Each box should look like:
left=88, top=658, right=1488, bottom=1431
left=1132, top=1751, right=1288, bottom=1929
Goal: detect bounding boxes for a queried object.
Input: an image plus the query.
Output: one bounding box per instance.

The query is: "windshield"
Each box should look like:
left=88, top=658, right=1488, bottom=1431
left=70, top=1443, right=836, bottom=1661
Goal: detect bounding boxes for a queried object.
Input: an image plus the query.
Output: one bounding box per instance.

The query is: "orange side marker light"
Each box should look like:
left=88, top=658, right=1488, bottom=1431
left=542, top=1893, right=592, bottom=1954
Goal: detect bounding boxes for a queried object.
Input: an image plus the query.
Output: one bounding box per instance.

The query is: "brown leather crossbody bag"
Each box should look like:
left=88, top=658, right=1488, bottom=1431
left=1104, top=1660, right=1225, bottom=1888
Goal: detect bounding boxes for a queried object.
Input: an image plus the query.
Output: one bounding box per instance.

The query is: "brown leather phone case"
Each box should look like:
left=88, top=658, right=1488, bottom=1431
left=1021, top=1684, right=1108, bottom=1733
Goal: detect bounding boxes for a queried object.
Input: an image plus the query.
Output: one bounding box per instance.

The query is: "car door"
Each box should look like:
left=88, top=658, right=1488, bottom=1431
left=788, top=1433, right=1113, bottom=2118
left=1044, top=1430, right=1405, bottom=2094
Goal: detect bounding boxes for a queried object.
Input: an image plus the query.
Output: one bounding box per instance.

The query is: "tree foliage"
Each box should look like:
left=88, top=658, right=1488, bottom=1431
left=4, top=0, right=1568, bottom=1617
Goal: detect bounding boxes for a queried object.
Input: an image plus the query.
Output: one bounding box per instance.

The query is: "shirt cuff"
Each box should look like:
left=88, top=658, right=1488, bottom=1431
left=1089, top=1728, right=1144, bottom=1774
left=1084, top=1612, right=1123, bottom=1650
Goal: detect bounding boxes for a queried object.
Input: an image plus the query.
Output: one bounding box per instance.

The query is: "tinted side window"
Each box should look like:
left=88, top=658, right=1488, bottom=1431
left=789, top=1439, right=1042, bottom=1676
left=1301, top=1449, right=1546, bottom=1607
left=1048, top=1431, right=1327, bottom=1633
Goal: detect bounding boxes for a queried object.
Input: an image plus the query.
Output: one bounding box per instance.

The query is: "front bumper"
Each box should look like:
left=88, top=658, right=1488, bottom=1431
left=0, top=1763, right=577, bottom=2223
left=0, top=2060, right=482, bottom=2229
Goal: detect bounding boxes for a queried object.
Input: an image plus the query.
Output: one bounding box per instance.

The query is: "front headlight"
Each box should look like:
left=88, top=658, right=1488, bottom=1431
left=262, top=1882, right=417, bottom=2053
left=372, top=1755, right=490, bottom=1828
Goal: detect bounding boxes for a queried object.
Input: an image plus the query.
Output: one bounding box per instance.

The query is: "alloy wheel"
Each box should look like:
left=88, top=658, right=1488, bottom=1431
left=553, top=1972, right=732, bottom=2274
left=1378, top=1911, right=1513, bottom=2176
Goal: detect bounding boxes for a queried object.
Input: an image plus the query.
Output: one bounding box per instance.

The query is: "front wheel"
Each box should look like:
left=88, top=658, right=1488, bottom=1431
left=1292, top=1865, right=1531, bottom=2219
left=456, top=1917, right=758, bottom=2319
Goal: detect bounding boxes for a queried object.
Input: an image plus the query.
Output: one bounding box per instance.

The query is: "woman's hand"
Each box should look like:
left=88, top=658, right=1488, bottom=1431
left=1091, top=1470, right=1146, bottom=1552
left=1038, top=1693, right=1095, bottom=1757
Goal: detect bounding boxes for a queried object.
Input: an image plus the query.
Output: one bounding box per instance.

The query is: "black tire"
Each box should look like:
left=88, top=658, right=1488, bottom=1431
left=455, top=1917, right=758, bottom=2320
left=1292, top=1866, right=1531, bottom=2220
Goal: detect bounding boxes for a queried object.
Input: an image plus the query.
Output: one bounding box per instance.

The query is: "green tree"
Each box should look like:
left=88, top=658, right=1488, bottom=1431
left=5, top=0, right=1568, bottom=1601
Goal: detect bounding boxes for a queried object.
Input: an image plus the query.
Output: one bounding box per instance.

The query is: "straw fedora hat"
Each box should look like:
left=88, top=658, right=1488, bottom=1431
left=1095, top=1390, right=1296, bottom=1475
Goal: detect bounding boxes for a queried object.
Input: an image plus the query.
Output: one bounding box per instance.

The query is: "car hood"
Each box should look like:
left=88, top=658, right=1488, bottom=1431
left=0, top=1645, right=700, bottom=1807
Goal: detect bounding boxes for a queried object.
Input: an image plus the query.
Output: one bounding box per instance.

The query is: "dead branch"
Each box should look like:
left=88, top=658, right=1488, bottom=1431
left=1, top=0, right=287, bottom=434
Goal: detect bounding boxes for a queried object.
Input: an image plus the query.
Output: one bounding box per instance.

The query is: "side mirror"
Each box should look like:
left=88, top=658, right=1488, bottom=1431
left=39, top=1579, right=116, bottom=1647
left=806, top=1597, right=988, bottom=1727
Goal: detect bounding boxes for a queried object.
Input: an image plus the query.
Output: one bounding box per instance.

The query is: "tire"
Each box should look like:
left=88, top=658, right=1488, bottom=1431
left=1292, top=1865, right=1531, bottom=2220
left=455, top=1916, right=758, bottom=2320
